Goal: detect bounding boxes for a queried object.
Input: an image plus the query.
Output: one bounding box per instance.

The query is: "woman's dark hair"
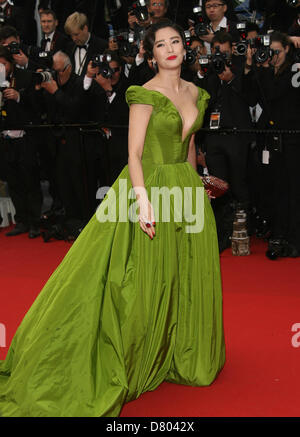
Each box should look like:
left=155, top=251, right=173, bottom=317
left=270, top=31, right=291, bottom=48
left=270, top=31, right=294, bottom=74
left=143, top=19, right=186, bottom=60
left=270, top=31, right=291, bottom=49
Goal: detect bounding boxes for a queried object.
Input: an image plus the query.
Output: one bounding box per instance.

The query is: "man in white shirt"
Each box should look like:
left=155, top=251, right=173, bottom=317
left=195, top=0, right=238, bottom=54
left=64, top=12, right=107, bottom=77
left=40, top=8, right=58, bottom=51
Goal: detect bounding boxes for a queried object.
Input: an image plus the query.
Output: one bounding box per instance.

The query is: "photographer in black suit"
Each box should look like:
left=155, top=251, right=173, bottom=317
left=64, top=12, right=108, bottom=77
left=84, top=51, right=130, bottom=186
left=191, top=0, right=239, bottom=54
left=0, top=45, right=42, bottom=238
left=243, top=31, right=300, bottom=259
left=0, top=25, right=34, bottom=69
left=195, top=31, right=253, bottom=251
left=37, top=50, right=99, bottom=235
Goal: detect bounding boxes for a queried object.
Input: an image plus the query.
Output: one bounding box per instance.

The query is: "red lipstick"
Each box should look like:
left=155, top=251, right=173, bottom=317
left=167, top=55, right=177, bottom=60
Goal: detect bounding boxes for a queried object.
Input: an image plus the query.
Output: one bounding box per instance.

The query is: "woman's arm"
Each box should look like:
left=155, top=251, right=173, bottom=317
left=128, top=103, right=155, bottom=239
left=187, top=133, right=197, bottom=171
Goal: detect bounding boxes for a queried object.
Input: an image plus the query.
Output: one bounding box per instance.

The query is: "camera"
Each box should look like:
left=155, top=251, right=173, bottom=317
left=36, top=51, right=53, bottom=70
left=211, top=46, right=232, bottom=74
left=198, top=55, right=210, bottom=75
left=192, top=4, right=211, bottom=37
left=128, top=0, right=149, bottom=23
left=235, top=23, right=249, bottom=56
left=7, top=41, right=21, bottom=55
left=286, top=0, right=300, bottom=7
left=183, top=30, right=197, bottom=65
left=116, top=32, right=139, bottom=58
left=252, top=35, right=272, bottom=63
left=91, top=54, right=114, bottom=78
left=32, top=69, right=55, bottom=85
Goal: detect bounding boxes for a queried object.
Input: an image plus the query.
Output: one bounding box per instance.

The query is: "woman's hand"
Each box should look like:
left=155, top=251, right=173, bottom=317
left=138, top=197, right=156, bottom=240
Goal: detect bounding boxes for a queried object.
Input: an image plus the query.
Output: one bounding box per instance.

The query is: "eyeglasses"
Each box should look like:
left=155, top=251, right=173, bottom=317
left=151, top=2, right=165, bottom=6
left=205, top=3, right=225, bottom=10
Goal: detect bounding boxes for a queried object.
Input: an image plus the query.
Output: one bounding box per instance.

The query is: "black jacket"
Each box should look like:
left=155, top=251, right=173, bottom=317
left=242, top=63, right=300, bottom=146
left=65, top=33, right=108, bottom=78
left=1, top=68, right=40, bottom=129
left=40, top=30, right=70, bottom=54
left=195, top=66, right=253, bottom=131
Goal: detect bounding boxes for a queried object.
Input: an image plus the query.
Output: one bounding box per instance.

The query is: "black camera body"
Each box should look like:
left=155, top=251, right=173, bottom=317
left=128, top=0, right=149, bottom=23
left=32, top=69, right=56, bottom=85
left=211, top=46, right=232, bottom=74
left=286, top=0, right=299, bottom=7
left=184, top=30, right=197, bottom=65
left=235, top=23, right=249, bottom=56
left=91, top=54, right=114, bottom=78
left=7, top=41, right=21, bottom=55
left=37, top=51, right=53, bottom=70
left=251, top=34, right=273, bottom=63
left=117, top=33, right=139, bottom=58
left=198, top=55, right=210, bottom=75
left=192, top=5, right=211, bottom=37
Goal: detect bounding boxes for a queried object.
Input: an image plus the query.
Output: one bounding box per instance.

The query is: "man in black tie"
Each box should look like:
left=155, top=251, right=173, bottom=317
left=64, top=11, right=107, bottom=77
left=40, top=8, right=69, bottom=53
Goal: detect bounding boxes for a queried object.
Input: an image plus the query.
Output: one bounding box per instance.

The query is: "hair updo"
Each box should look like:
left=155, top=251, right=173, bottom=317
left=143, top=19, right=186, bottom=61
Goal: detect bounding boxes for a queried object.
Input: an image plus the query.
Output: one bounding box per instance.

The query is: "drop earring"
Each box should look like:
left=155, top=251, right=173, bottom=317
left=152, top=59, right=158, bottom=73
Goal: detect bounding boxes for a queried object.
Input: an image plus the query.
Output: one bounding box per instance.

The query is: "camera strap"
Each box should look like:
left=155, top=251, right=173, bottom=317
left=76, top=47, right=88, bottom=76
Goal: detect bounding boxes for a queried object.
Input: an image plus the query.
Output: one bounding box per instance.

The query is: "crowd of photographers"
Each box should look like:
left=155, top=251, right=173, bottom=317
left=0, top=0, right=299, bottom=260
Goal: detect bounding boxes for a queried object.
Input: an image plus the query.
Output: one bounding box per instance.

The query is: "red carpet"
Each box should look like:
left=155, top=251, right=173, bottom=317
left=0, top=226, right=300, bottom=417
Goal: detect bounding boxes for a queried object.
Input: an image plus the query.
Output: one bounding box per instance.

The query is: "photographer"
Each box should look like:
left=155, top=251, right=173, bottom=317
left=184, top=36, right=207, bottom=80
left=195, top=31, right=253, bottom=251
left=64, top=12, right=107, bottom=77
left=37, top=50, right=99, bottom=236
left=0, top=25, right=35, bottom=70
left=243, top=31, right=300, bottom=259
left=84, top=51, right=130, bottom=186
left=190, top=0, right=239, bottom=54
left=128, top=0, right=169, bottom=31
left=261, top=0, right=300, bottom=33
left=39, top=8, right=69, bottom=54
left=0, top=45, right=42, bottom=238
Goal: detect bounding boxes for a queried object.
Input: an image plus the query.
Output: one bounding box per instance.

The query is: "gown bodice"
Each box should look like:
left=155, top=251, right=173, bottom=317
left=125, top=85, right=210, bottom=165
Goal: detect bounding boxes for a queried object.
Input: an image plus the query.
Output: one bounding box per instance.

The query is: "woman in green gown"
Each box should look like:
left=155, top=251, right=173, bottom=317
left=0, top=19, right=225, bottom=417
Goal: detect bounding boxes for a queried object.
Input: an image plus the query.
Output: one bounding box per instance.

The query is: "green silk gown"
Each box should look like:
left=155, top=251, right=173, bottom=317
left=0, top=85, right=225, bottom=417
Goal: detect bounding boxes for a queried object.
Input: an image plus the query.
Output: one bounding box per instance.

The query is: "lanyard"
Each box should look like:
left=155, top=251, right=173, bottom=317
left=77, top=47, right=88, bottom=76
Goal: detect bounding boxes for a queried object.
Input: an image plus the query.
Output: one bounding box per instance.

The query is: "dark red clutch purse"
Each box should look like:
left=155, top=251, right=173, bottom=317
left=201, top=168, right=229, bottom=198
